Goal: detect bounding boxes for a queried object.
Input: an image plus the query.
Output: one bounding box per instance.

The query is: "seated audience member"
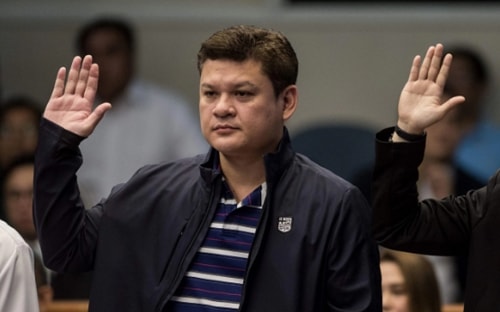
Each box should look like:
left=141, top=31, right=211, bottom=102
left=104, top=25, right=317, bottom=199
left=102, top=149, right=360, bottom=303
left=74, top=16, right=207, bottom=204
left=0, top=95, right=42, bottom=219
left=380, top=249, right=441, bottom=312
left=0, top=95, right=42, bottom=171
left=0, top=219, right=39, bottom=311
left=1, top=154, right=92, bottom=300
left=2, top=155, right=43, bottom=264
left=444, top=45, right=500, bottom=184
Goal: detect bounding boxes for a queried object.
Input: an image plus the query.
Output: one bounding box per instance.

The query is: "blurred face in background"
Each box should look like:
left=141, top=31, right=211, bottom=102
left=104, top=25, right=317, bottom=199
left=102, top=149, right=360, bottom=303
left=0, top=108, right=39, bottom=168
left=446, top=56, right=486, bottom=121
left=83, top=28, right=133, bottom=102
left=381, top=260, right=410, bottom=312
left=3, top=163, right=36, bottom=241
left=424, top=102, right=467, bottom=163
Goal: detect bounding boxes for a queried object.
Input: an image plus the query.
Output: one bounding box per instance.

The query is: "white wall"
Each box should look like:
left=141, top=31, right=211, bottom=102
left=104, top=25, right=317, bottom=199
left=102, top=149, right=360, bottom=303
left=1, top=1, right=500, bottom=135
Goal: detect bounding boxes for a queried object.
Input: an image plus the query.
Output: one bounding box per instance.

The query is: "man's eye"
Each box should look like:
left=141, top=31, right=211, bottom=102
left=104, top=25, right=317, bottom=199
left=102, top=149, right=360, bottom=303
left=235, top=91, right=252, bottom=97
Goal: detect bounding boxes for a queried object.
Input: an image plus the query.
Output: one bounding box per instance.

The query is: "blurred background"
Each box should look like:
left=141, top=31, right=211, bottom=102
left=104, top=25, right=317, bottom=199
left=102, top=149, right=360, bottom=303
left=1, top=0, right=500, bottom=135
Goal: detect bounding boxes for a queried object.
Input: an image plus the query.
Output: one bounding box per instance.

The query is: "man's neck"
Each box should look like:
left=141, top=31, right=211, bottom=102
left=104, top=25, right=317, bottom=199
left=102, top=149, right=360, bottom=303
left=219, top=154, right=266, bottom=202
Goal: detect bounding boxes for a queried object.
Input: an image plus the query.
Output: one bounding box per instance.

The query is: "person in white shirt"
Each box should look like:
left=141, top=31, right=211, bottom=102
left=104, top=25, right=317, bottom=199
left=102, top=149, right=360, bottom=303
left=2, top=154, right=92, bottom=300
left=75, top=16, right=207, bottom=204
left=0, top=219, right=39, bottom=312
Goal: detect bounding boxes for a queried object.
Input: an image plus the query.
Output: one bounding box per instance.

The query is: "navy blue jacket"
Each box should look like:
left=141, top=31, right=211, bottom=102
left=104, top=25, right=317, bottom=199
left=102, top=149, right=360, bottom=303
left=34, top=118, right=381, bottom=311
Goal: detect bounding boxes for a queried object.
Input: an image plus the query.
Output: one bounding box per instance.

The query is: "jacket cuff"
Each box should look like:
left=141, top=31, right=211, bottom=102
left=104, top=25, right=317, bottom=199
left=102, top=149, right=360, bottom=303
left=375, top=127, right=426, bottom=168
left=40, top=118, right=86, bottom=147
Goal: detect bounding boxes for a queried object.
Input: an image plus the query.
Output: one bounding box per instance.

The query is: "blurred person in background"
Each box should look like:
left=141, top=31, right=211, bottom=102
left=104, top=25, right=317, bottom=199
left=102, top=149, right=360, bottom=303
left=0, top=95, right=41, bottom=171
left=2, top=154, right=92, bottom=300
left=74, top=16, right=207, bottom=205
left=445, top=45, right=500, bottom=184
left=0, top=219, right=39, bottom=311
left=380, top=249, right=441, bottom=312
left=0, top=96, right=42, bottom=219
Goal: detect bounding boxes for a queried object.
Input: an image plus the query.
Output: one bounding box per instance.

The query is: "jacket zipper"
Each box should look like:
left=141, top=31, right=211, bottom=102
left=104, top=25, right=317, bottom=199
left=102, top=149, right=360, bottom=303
left=156, top=183, right=219, bottom=311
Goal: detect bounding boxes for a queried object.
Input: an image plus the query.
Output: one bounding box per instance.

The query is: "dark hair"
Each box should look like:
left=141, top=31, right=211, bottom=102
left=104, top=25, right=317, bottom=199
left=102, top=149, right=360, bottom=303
left=76, top=16, right=135, bottom=56
left=444, top=45, right=489, bottom=85
left=1, top=154, right=35, bottom=189
left=197, top=25, right=298, bottom=97
left=380, top=249, right=441, bottom=312
left=0, top=95, right=42, bottom=124
left=0, top=154, right=34, bottom=221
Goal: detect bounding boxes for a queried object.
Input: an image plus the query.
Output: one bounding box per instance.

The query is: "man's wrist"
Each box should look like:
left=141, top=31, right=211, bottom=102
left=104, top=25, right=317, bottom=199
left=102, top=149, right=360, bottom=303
left=392, top=124, right=426, bottom=142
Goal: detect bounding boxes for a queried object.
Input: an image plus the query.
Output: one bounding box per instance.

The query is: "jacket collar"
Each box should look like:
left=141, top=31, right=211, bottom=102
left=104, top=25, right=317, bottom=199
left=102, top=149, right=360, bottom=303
left=199, top=127, right=295, bottom=186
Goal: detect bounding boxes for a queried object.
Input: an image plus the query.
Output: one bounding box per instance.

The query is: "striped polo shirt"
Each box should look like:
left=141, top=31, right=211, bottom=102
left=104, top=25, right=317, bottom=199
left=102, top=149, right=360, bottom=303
left=166, top=179, right=267, bottom=311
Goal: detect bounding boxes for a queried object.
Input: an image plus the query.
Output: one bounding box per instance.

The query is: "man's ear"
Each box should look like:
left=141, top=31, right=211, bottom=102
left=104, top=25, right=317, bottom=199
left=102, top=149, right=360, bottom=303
left=281, top=85, right=298, bottom=121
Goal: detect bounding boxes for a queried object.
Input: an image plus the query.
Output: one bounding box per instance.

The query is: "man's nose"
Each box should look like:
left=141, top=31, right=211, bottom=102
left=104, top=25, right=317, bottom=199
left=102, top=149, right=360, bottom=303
left=213, top=94, right=235, bottom=117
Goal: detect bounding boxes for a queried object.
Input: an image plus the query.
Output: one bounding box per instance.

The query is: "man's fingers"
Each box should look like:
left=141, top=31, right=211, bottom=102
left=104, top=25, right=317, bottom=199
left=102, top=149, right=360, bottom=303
left=50, top=67, right=67, bottom=100
left=75, top=55, right=93, bottom=97
left=64, top=56, right=82, bottom=95
left=94, top=103, right=112, bottom=118
left=86, top=103, right=112, bottom=129
left=418, top=45, right=435, bottom=80
left=408, top=55, right=421, bottom=82
left=436, top=53, right=453, bottom=88
left=83, top=62, right=99, bottom=104
left=442, top=95, right=466, bottom=110
left=427, top=43, right=443, bottom=81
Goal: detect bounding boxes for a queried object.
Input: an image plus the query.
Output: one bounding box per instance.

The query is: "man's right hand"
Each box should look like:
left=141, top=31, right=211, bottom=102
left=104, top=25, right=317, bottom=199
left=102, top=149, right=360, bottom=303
left=44, top=55, right=112, bottom=137
left=397, top=43, right=465, bottom=136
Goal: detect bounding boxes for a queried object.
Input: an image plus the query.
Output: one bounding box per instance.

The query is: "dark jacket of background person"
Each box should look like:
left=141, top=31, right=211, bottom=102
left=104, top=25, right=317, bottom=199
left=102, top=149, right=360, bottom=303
left=353, top=164, right=482, bottom=206
left=372, top=127, right=500, bottom=312
left=353, top=152, right=483, bottom=302
left=34, top=119, right=381, bottom=312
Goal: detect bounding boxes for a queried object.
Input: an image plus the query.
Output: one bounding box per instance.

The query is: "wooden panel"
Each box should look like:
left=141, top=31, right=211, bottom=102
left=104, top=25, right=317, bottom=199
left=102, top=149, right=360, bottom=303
left=442, top=304, right=464, bottom=312
left=44, top=301, right=89, bottom=312
left=44, top=301, right=464, bottom=312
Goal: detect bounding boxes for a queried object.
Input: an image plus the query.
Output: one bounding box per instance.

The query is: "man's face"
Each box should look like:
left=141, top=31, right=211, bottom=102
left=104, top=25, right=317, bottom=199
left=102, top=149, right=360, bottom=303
left=199, top=59, right=295, bottom=159
left=3, top=164, right=36, bottom=241
left=84, top=29, right=133, bottom=102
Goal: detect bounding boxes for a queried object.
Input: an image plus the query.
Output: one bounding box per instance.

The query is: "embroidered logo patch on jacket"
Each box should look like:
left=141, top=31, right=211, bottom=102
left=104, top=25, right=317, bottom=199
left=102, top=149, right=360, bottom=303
left=278, top=217, right=293, bottom=233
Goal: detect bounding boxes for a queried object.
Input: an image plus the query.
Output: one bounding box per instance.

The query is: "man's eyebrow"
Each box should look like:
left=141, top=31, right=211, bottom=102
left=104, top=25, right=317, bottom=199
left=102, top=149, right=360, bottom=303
left=234, top=81, right=258, bottom=89
left=200, top=83, right=213, bottom=89
left=200, top=81, right=257, bottom=89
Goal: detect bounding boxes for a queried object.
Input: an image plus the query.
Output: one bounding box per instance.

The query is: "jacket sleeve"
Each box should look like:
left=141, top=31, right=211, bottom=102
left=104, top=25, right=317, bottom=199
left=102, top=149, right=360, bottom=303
left=372, top=127, right=486, bottom=255
left=34, top=118, right=103, bottom=272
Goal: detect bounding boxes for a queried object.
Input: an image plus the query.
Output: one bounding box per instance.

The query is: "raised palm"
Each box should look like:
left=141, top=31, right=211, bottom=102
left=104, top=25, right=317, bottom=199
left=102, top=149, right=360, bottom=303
left=397, top=44, right=465, bottom=134
left=44, top=55, right=111, bottom=137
